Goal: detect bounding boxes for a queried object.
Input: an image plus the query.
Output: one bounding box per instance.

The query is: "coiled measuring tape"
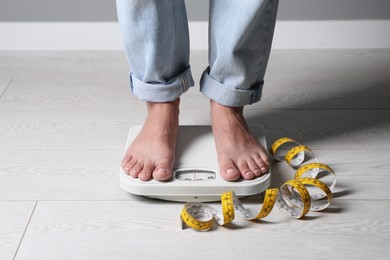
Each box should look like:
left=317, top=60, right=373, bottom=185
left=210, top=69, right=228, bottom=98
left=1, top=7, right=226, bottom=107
left=180, top=137, right=336, bottom=231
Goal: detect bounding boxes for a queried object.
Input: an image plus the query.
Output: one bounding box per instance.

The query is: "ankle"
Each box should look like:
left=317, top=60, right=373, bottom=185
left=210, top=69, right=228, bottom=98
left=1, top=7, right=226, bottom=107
left=147, top=98, right=180, bottom=115
left=210, top=100, right=244, bottom=115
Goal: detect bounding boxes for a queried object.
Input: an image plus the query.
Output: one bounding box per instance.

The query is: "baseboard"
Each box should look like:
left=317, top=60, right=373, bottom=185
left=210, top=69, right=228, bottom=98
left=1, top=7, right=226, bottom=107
left=0, top=20, right=389, bottom=50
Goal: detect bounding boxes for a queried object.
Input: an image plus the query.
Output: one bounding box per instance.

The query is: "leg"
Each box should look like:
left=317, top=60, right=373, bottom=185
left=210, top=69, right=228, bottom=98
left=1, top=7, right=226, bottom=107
left=116, top=0, right=193, bottom=181
left=201, top=0, right=279, bottom=181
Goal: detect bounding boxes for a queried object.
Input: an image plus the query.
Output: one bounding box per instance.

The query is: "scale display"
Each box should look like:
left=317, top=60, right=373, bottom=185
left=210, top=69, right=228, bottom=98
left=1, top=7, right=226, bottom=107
left=175, top=169, right=216, bottom=181
left=119, top=125, right=271, bottom=202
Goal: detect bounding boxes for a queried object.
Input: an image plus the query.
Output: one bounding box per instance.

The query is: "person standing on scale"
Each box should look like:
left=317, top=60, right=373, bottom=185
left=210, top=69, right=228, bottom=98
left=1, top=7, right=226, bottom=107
left=116, top=0, right=279, bottom=182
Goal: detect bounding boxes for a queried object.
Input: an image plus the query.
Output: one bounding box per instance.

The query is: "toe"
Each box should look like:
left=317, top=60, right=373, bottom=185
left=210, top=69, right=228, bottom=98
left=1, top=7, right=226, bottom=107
left=237, top=160, right=254, bottom=180
left=259, top=150, right=270, bottom=166
left=138, top=163, right=154, bottom=181
left=123, top=157, right=137, bottom=175
left=247, top=158, right=262, bottom=177
left=253, top=154, right=268, bottom=174
left=153, top=161, right=173, bottom=181
left=220, top=161, right=240, bottom=181
left=130, top=161, right=143, bottom=178
left=242, top=170, right=254, bottom=180
left=121, top=153, right=132, bottom=167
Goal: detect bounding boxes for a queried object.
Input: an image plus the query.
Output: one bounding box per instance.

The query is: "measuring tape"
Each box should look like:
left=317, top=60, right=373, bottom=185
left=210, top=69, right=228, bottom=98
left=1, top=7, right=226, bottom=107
left=180, top=137, right=336, bottom=231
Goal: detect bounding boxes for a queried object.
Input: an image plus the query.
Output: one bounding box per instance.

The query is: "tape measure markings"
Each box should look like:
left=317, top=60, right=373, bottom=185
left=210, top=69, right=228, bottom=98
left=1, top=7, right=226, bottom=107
left=270, top=137, right=297, bottom=158
left=181, top=137, right=336, bottom=231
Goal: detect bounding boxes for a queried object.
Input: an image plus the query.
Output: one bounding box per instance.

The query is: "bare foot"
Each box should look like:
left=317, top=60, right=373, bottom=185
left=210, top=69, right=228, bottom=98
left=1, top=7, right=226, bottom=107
left=121, top=99, right=179, bottom=181
left=210, top=100, right=269, bottom=181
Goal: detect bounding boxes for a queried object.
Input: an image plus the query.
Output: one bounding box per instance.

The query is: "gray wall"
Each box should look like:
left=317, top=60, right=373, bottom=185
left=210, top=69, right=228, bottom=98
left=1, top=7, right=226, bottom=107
left=1, top=0, right=390, bottom=22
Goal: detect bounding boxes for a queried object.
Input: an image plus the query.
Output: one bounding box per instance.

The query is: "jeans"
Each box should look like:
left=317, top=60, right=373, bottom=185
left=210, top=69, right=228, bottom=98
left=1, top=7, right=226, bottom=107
left=116, top=0, right=279, bottom=107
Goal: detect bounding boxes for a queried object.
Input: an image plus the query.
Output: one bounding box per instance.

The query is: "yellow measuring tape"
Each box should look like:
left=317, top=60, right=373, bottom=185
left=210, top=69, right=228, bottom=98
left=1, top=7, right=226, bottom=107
left=180, top=137, right=336, bottom=231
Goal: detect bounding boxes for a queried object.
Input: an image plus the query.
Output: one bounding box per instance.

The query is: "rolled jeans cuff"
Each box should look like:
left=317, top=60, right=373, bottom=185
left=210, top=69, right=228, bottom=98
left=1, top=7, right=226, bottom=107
left=199, top=68, right=263, bottom=107
left=130, top=66, right=194, bottom=102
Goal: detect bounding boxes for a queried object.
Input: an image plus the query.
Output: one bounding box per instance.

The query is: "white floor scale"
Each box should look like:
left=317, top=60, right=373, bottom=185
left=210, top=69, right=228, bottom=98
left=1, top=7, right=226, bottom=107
left=119, top=125, right=271, bottom=202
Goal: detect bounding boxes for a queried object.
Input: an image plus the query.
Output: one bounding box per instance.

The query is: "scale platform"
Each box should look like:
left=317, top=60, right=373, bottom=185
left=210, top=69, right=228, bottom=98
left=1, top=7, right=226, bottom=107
left=119, top=125, right=271, bottom=202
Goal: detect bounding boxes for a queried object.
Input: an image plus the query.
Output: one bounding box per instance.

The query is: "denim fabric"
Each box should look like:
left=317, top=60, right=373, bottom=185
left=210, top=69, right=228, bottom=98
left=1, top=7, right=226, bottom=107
left=116, top=0, right=278, bottom=106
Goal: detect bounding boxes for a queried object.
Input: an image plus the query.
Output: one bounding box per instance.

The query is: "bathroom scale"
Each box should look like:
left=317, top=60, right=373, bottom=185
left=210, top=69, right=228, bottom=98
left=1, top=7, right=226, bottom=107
left=119, top=125, right=271, bottom=202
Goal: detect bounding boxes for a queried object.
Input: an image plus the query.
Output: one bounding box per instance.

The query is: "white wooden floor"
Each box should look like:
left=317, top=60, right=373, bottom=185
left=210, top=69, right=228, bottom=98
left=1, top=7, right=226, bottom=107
left=1, top=49, right=390, bottom=260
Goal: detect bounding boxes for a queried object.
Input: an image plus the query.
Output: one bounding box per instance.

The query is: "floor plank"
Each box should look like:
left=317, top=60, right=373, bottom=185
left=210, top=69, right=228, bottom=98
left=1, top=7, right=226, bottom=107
left=267, top=49, right=390, bottom=77
left=0, top=150, right=388, bottom=201
left=0, top=79, right=12, bottom=98
left=15, top=200, right=390, bottom=259
left=0, top=150, right=133, bottom=201
left=1, top=50, right=389, bottom=110
left=245, top=109, right=390, bottom=150
left=1, top=107, right=388, bottom=150
left=258, top=74, right=390, bottom=110
left=0, top=201, right=36, bottom=260
left=3, top=72, right=390, bottom=111
left=269, top=149, right=390, bottom=200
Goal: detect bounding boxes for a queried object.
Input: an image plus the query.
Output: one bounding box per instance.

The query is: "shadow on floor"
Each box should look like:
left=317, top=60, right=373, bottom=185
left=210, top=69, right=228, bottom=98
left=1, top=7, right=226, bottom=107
left=246, top=63, right=390, bottom=147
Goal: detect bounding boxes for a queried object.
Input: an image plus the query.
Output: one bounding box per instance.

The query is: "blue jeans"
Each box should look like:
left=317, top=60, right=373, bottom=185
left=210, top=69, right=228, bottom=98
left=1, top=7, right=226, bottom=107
left=116, top=0, right=279, bottom=107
